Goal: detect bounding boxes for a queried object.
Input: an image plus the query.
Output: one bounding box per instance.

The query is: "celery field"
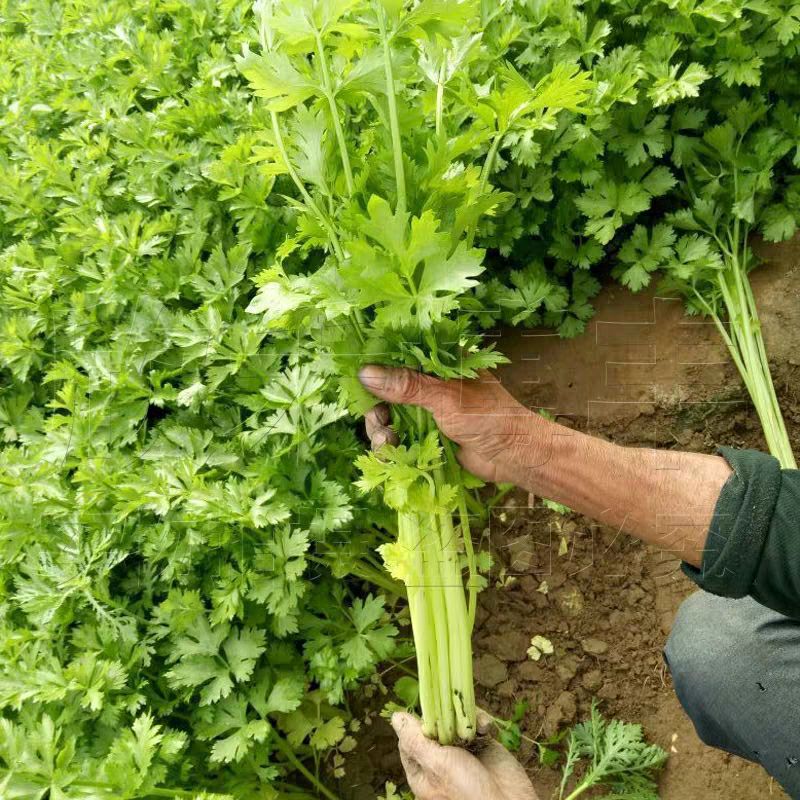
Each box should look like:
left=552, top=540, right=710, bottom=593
left=0, top=0, right=798, bottom=798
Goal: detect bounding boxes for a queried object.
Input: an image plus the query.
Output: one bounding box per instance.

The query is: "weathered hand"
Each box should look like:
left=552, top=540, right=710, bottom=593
left=359, top=365, right=544, bottom=484
left=391, top=712, right=539, bottom=800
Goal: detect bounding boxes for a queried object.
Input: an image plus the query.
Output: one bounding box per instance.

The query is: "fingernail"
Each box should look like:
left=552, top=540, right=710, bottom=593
left=374, top=403, right=390, bottom=426
left=359, top=365, right=386, bottom=390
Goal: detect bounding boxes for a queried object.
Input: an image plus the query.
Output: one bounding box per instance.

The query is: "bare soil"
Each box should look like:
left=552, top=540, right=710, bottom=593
left=339, top=236, right=799, bottom=800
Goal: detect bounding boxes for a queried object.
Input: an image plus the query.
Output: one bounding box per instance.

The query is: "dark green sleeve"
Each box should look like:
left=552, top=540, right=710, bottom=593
left=682, top=447, right=800, bottom=619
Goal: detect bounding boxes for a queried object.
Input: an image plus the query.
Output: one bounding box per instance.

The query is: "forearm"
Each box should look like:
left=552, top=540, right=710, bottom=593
left=504, top=414, right=732, bottom=568
left=358, top=366, right=794, bottom=613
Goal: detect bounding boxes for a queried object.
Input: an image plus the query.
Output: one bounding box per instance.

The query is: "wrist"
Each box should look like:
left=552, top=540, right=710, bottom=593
left=493, top=411, right=559, bottom=489
left=500, top=413, right=615, bottom=502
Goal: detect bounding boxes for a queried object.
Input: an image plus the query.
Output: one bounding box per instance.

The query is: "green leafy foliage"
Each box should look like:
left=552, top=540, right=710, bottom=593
left=559, top=702, right=667, bottom=800
left=2, top=0, right=799, bottom=796
left=0, top=0, right=399, bottom=796
left=237, top=0, right=590, bottom=747
left=495, top=700, right=529, bottom=752
left=474, top=0, right=799, bottom=337
left=476, top=0, right=799, bottom=466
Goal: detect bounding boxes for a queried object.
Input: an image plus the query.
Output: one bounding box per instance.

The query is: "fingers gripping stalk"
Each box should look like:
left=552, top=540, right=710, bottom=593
left=391, top=712, right=539, bottom=800
left=360, top=366, right=537, bottom=743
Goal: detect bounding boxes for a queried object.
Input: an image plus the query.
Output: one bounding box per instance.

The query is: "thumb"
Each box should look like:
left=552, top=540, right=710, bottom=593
left=391, top=712, right=443, bottom=772
left=359, top=366, right=448, bottom=411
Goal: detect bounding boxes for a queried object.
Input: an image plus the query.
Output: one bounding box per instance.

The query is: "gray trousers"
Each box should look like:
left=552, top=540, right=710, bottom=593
left=665, top=591, right=800, bottom=798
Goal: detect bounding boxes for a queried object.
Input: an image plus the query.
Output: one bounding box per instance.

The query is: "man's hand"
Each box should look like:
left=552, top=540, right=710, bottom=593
left=391, top=712, right=539, bottom=800
left=359, top=365, right=543, bottom=484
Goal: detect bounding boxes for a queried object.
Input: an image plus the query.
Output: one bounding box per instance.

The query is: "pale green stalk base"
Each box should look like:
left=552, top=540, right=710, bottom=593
left=399, top=507, right=477, bottom=744
left=697, top=253, right=797, bottom=470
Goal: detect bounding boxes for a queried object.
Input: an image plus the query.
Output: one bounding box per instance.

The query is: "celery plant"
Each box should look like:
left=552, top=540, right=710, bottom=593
left=473, top=2, right=799, bottom=468
left=658, top=103, right=798, bottom=469
left=240, top=0, right=589, bottom=743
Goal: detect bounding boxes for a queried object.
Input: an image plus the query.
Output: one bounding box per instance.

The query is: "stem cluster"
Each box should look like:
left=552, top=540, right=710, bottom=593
left=693, top=221, right=796, bottom=469
left=397, top=413, right=478, bottom=744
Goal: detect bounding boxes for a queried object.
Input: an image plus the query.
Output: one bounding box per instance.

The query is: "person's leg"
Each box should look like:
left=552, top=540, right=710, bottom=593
left=665, top=591, right=800, bottom=797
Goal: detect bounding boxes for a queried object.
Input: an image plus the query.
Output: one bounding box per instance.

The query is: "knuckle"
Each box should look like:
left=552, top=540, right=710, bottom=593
left=396, top=369, right=422, bottom=401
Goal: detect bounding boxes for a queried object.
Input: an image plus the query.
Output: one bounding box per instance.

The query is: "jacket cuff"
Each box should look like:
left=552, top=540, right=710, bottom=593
left=682, top=447, right=782, bottom=598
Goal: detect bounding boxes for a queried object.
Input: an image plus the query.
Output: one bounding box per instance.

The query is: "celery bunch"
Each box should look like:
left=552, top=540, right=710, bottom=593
left=240, top=0, right=589, bottom=742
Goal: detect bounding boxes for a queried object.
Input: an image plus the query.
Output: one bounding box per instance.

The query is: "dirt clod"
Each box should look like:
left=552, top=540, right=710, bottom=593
left=580, top=638, right=609, bottom=656
left=581, top=669, right=603, bottom=692
left=543, top=691, right=577, bottom=737
left=507, top=535, right=536, bottom=572
left=474, top=653, right=508, bottom=688
left=496, top=679, right=518, bottom=699
left=554, top=586, right=585, bottom=616
left=515, top=661, right=546, bottom=683
left=555, top=654, right=580, bottom=684
left=481, top=630, right=531, bottom=663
